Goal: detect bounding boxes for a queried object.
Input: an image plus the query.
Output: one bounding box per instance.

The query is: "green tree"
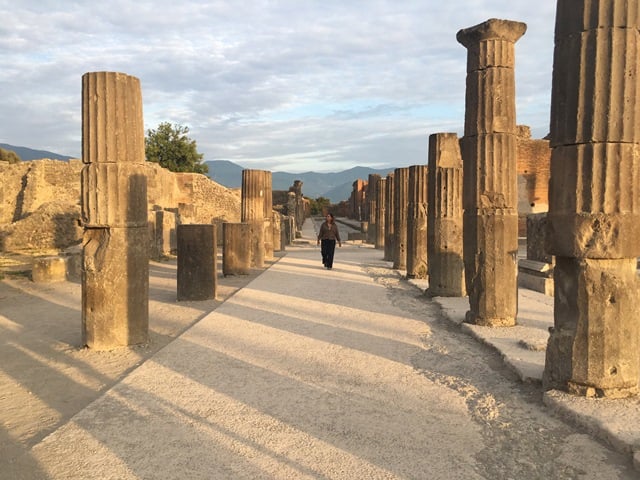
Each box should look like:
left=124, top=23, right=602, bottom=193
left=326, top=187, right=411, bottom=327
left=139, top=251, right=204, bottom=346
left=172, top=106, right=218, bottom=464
left=145, top=122, right=208, bottom=174
left=0, top=147, right=21, bottom=164
left=309, top=196, right=331, bottom=215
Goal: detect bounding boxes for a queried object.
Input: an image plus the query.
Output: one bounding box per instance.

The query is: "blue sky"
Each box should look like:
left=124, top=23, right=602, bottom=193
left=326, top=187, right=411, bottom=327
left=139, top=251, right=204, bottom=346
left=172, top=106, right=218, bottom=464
left=0, top=1, right=556, bottom=173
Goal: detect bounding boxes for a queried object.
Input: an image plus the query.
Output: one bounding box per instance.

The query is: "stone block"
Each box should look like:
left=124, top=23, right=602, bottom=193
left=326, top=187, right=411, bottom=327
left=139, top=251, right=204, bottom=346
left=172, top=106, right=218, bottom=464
left=32, top=256, right=67, bottom=283
left=177, top=224, right=217, bottom=301
left=526, top=213, right=554, bottom=263
left=518, top=270, right=554, bottom=296
left=223, top=223, right=251, bottom=276
left=81, top=162, right=148, bottom=227
left=543, top=257, right=640, bottom=397
left=82, top=226, right=149, bottom=349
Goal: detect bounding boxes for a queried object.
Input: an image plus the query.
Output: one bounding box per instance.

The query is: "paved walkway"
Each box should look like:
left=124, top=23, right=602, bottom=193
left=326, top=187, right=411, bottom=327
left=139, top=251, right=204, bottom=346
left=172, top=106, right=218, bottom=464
left=28, top=219, right=640, bottom=477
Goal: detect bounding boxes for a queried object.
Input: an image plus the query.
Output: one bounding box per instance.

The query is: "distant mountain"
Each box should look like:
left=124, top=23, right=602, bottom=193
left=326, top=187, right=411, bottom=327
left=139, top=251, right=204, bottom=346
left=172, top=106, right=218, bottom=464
left=205, top=160, right=393, bottom=203
left=0, top=143, right=75, bottom=161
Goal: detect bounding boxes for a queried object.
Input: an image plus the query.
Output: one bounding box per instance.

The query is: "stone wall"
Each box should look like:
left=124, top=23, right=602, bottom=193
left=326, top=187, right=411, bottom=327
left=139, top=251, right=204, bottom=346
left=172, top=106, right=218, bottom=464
left=0, top=159, right=241, bottom=252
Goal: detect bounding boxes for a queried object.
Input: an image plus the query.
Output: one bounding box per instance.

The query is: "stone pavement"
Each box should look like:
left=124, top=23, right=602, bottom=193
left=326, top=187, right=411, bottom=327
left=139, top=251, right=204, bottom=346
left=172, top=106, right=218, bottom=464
left=27, top=218, right=640, bottom=477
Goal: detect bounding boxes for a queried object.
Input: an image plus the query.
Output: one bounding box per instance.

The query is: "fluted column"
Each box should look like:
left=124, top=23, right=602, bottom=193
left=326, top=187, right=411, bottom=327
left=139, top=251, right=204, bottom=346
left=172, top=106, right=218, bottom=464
left=366, top=174, right=380, bottom=244
left=406, top=165, right=428, bottom=279
left=81, top=71, right=149, bottom=349
left=457, top=18, right=526, bottom=326
left=384, top=173, right=395, bottom=261
left=375, top=177, right=386, bottom=250
left=241, top=169, right=267, bottom=268
left=263, top=171, right=274, bottom=260
left=427, top=133, right=466, bottom=297
left=543, top=1, right=640, bottom=398
left=393, top=167, right=410, bottom=270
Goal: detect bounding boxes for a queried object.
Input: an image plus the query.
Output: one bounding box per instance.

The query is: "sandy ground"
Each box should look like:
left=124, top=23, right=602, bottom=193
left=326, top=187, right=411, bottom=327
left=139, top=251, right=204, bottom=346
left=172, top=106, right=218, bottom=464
left=0, top=252, right=264, bottom=478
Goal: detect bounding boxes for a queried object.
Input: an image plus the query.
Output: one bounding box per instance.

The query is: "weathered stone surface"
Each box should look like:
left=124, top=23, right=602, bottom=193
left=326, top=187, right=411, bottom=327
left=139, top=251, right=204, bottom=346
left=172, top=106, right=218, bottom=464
left=81, top=162, right=148, bottom=227
left=384, top=173, right=395, bottom=261
left=427, top=133, right=465, bottom=297
left=32, top=256, right=67, bottom=283
left=82, top=72, right=145, bottom=165
left=375, top=177, right=386, bottom=250
left=223, top=223, right=251, bottom=276
left=393, top=167, right=409, bottom=270
left=463, top=210, right=518, bottom=326
left=555, top=0, right=640, bottom=34
left=241, top=169, right=267, bottom=268
left=151, top=209, right=177, bottom=259
left=458, top=18, right=523, bottom=326
left=366, top=174, right=381, bottom=244
left=527, top=213, right=553, bottom=264
left=263, top=172, right=274, bottom=260
left=82, top=226, right=149, bottom=349
left=543, top=257, right=640, bottom=398
left=177, top=224, right=217, bottom=301
left=406, top=165, right=428, bottom=279
left=272, top=212, right=283, bottom=252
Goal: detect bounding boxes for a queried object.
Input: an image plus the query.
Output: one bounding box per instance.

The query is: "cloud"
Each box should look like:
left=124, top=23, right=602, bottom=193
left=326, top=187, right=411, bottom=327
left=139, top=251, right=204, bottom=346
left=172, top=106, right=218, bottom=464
left=0, top=0, right=556, bottom=172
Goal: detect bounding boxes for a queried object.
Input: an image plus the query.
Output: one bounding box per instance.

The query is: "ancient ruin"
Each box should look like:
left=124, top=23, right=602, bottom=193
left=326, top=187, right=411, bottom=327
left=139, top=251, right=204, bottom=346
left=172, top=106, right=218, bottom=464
left=80, top=71, right=149, bottom=349
left=241, top=169, right=269, bottom=268
left=427, top=133, right=465, bottom=297
left=177, top=224, right=217, bottom=300
left=543, top=1, right=640, bottom=397
left=366, top=174, right=381, bottom=244
left=384, top=172, right=395, bottom=262
left=375, top=177, right=386, bottom=250
left=393, top=167, right=410, bottom=271
left=406, top=165, right=428, bottom=279
left=457, top=18, right=526, bottom=327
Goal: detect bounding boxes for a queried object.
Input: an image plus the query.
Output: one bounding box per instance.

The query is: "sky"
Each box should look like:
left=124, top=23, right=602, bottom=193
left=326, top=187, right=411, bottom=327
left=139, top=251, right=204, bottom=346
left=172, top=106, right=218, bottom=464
left=0, top=1, right=556, bottom=173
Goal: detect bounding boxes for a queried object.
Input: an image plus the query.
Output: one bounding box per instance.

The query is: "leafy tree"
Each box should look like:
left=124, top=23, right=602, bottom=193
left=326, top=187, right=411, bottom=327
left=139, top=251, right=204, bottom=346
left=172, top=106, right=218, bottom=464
left=145, top=122, right=208, bottom=174
left=0, top=147, right=21, bottom=164
left=309, top=196, right=331, bottom=215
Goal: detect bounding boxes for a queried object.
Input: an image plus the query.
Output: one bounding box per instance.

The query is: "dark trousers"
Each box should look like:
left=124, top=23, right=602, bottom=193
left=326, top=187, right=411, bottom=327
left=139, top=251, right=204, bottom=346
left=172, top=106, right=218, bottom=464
left=321, top=239, right=336, bottom=268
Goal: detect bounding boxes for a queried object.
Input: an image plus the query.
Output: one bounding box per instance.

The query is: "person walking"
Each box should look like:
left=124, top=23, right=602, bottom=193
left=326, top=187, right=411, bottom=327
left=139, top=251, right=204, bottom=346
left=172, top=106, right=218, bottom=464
left=317, top=213, right=341, bottom=269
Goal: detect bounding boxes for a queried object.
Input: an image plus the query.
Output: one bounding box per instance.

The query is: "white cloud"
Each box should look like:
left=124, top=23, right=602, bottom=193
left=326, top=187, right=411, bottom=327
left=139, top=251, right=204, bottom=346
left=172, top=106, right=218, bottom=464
left=0, top=0, right=556, bottom=172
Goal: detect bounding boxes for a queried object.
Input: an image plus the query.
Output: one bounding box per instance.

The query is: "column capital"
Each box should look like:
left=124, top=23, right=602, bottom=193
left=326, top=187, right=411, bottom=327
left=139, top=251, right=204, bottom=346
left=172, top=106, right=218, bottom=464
left=456, top=18, right=526, bottom=48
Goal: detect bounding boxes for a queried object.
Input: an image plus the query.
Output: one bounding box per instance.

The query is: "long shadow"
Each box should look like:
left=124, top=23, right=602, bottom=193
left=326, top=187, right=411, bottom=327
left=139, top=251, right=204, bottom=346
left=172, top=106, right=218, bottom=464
left=0, top=426, right=49, bottom=480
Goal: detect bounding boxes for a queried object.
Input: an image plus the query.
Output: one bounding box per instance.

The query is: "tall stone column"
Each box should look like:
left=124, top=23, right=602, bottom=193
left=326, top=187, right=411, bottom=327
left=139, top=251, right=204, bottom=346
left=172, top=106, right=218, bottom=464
left=384, top=173, right=395, bottom=261
left=543, top=1, right=640, bottom=398
left=375, top=177, right=386, bottom=250
left=406, top=165, right=428, bottom=279
left=241, top=169, right=267, bottom=268
left=263, top=171, right=274, bottom=260
left=81, top=71, right=149, bottom=350
left=427, top=133, right=466, bottom=297
left=457, top=19, right=526, bottom=326
left=393, top=167, right=410, bottom=270
left=366, top=174, right=381, bottom=244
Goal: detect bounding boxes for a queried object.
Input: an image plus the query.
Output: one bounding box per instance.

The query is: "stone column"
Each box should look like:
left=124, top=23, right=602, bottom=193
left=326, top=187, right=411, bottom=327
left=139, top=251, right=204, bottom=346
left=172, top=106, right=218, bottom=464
left=241, top=169, right=267, bottom=268
left=457, top=18, right=526, bottom=326
left=177, top=224, right=217, bottom=300
left=263, top=171, right=274, bottom=260
left=81, top=71, right=149, bottom=350
left=543, top=1, right=640, bottom=398
left=384, top=173, right=395, bottom=261
left=427, top=133, right=466, bottom=297
left=375, top=177, right=386, bottom=250
left=406, top=165, right=428, bottom=279
left=393, top=167, right=410, bottom=270
left=223, top=223, right=251, bottom=276
left=272, top=211, right=283, bottom=252
left=366, top=174, right=381, bottom=244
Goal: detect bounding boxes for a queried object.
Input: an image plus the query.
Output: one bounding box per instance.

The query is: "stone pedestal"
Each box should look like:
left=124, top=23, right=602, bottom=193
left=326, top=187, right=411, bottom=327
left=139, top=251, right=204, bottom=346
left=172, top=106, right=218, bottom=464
left=223, top=223, right=251, bottom=276
left=427, top=133, right=466, bottom=297
left=406, top=165, right=428, bottom=279
left=32, top=257, right=67, bottom=283
left=543, top=1, right=640, bottom=397
left=81, top=71, right=149, bottom=350
left=177, top=224, right=217, bottom=300
left=457, top=19, right=525, bottom=326
left=393, top=168, right=409, bottom=270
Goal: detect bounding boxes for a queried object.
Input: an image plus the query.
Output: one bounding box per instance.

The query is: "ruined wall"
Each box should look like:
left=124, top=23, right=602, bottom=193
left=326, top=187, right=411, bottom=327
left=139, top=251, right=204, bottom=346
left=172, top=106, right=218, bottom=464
left=0, top=159, right=241, bottom=252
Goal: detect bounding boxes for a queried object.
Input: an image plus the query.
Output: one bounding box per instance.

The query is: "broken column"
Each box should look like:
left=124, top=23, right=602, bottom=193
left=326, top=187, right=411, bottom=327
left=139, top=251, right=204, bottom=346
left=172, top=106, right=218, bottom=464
left=393, top=167, right=410, bottom=271
left=406, top=165, right=428, bottom=279
left=177, top=224, right=217, bottom=300
left=375, top=177, right=386, bottom=250
left=366, top=174, right=381, bottom=244
left=241, top=169, right=267, bottom=268
left=427, top=133, right=466, bottom=297
left=222, top=222, right=251, bottom=276
left=263, top=171, right=274, bottom=260
left=81, top=71, right=149, bottom=349
left=384, top=173, right=395, bottom=261
left=457, top=18, right=526, bottom=326
left=543, top=1, right=640, bottom=397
